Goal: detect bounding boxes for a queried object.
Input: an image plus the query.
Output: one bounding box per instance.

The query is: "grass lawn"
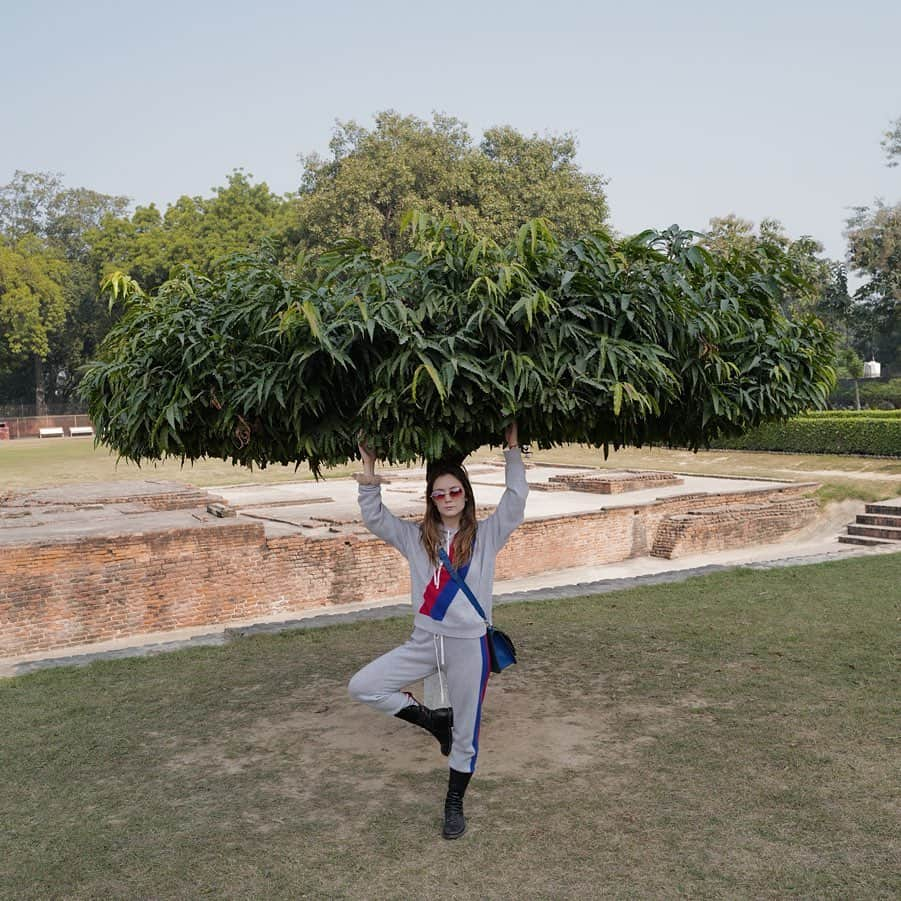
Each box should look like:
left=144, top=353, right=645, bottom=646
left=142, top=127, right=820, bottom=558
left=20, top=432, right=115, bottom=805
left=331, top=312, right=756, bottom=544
left=527, top=445, right=901, bottom=506
left=0, top=438, right=363, bottom=491
left=2, top=439, right=900, bottom=504
left=2, top=554, right=899, bottom=899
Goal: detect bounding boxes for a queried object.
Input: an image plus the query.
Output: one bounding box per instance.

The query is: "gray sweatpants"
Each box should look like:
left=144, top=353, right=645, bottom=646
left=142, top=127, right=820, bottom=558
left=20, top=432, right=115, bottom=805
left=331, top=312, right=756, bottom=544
left=348, top=627, right=491, bottom=774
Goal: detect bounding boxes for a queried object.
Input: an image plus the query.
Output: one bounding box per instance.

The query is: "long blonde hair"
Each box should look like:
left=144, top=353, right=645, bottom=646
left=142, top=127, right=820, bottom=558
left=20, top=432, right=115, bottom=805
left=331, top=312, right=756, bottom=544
left=420, top=461, right=477, bottom=567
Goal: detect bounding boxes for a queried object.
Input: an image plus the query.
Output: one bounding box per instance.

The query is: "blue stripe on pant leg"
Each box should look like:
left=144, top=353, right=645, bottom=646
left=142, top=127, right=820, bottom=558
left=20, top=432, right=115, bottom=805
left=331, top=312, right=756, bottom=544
left=469, top=633, right=491, bottom=773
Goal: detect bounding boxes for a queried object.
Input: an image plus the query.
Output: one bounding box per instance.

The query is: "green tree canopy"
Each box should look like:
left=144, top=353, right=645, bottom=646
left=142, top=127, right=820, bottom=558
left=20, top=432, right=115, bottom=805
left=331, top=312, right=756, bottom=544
left=290, top=111, right=608, bottom=258
left=0, top=171, right=130, bottom=408
left=88, top=170, right=291, bottom=293
left=882, top=115, right=901, bottom=168
left=0, top=170, right=129, bottom=259
left=0, top=236, right=68, bottom=378
left=845, top=201, right=900, bottom=366
left=702, top=215, right=832, bottom=314
left=81, top=214, right=835, bottom=474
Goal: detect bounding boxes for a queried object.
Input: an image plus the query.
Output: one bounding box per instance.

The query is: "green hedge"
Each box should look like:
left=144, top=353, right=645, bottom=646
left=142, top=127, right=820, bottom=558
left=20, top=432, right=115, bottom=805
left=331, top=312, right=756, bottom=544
left=713, top=416, right=901, bottom=456
left=804, top=409, right=901, bottom=419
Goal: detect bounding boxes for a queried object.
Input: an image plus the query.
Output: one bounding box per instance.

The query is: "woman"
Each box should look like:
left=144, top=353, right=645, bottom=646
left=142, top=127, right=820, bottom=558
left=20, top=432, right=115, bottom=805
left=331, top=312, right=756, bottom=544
left=348, top=423, right=528, bottom=839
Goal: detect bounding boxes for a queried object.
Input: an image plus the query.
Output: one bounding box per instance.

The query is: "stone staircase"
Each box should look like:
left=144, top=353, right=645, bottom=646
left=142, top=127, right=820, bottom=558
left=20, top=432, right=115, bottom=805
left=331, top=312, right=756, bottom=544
left=839, top=500, right=901, bottom=547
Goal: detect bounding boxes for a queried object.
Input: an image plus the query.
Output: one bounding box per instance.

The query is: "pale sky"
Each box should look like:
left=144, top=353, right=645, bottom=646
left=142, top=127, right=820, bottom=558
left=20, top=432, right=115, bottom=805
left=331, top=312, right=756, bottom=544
left=3, top=0, right=899, bottom=264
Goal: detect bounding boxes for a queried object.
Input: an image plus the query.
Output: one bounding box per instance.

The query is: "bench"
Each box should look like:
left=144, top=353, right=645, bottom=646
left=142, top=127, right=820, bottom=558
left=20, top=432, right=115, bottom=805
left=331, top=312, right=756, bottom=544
left=68, top=426, right=95, bottom=437
left=38, top=427, right=65, bottom=438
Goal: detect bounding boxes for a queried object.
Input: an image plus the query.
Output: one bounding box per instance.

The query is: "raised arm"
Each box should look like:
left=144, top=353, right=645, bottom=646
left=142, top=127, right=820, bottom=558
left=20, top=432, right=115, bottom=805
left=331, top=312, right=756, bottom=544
left=355, top=439, right=420, bottom=558
left=480, top=421, right=529, bottom=551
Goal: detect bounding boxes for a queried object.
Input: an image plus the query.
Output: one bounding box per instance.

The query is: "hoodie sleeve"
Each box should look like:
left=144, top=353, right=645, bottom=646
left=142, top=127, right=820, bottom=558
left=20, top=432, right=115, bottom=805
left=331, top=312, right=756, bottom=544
left=357, top=483, right=420, bottom=559
left=479, top=448, right=529, bottom=552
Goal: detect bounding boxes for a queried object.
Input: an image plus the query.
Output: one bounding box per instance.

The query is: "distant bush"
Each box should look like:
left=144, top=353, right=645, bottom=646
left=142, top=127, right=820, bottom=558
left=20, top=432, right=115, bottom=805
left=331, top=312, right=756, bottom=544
left=804, top=409, right=901, bottom=419
left=713, top=415, right=901, bottom=456
left=828, top=378, right=901, bottom=410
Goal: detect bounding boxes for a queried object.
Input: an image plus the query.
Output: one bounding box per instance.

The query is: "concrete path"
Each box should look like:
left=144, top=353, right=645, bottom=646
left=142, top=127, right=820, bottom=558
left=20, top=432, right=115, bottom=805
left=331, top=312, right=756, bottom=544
left=0, top=461, right=790, bottom=546
left=215, top=461, right=789, bottom=536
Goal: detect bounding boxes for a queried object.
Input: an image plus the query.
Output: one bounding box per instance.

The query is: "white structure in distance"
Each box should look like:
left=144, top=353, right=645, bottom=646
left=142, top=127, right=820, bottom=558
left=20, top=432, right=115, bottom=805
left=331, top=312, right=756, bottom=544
left=863, top=359, right=882, bottom=379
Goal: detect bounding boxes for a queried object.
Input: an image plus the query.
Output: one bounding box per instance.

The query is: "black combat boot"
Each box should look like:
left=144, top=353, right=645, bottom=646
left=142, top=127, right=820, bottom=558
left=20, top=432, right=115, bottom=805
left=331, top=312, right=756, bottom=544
left=394, top=696, right=453, bottom=756
left=442, top=768, right=472, bottom=840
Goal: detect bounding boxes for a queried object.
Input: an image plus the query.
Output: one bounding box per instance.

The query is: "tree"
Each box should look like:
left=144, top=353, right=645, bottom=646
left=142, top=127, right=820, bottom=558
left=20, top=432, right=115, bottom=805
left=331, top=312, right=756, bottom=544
left=702, top=215, right=833, bottom=314
left=845, top=201, right=900, bottom=369
left=835, top=346, right=865, bottom=409
left=699, top=215, right=888, bottom=390
left=882, top=115, right=901, bottom=168
left=80, top=215, right=835, bottom=474
left=835, top=118, right=901, bottom=374
left=0, top=171, right=129, bottom=407
left=0, top=171, right=129, bottom=258
left=0, top=236, right=68, bottom=413
left=290, top=111, right=608, bottom=258
left=88, top=171, right=291, bottom=293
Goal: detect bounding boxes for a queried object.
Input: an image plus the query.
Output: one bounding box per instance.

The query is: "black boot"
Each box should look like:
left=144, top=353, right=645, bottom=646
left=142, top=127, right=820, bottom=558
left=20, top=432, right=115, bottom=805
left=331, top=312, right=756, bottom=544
left=394, top=696, right=453, bottom=756
left=442, top=768, right=472, bottom=840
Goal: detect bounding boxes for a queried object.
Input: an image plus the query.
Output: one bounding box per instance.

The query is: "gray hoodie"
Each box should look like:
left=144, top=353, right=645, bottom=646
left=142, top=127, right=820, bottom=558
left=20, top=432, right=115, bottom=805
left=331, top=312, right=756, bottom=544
left=357, top=449, right=529, bottom=638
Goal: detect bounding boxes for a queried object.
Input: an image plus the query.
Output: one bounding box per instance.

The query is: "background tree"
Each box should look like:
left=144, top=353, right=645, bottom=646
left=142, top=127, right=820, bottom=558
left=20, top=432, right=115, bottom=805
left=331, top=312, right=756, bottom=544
left=290, top=111, right=608, bottom=258
left=834, top=346, right=866, bottom=409
left=844, top=200, right=900, bottom=370
left=882, top=115, right=901, bottom=168
left=0, top=236, right=68, bottom=413
left=2, top=117, right=609, bottom=407
left=702, top=215, right=832, bottom=314
left=0, top=171, right=129, bottom=256
left=0, top=171, right=70, bottom=239
left=830, top=116, right=901, bottom=377
left=0, top=171, right=128, bottom=409
left=88, top=170, right=291, bottom=293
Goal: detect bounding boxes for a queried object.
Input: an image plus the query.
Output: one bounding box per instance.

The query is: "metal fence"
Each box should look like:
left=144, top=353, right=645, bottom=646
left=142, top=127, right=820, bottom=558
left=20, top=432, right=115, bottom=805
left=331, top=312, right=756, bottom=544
left=0, top=403, right=88, bottom=418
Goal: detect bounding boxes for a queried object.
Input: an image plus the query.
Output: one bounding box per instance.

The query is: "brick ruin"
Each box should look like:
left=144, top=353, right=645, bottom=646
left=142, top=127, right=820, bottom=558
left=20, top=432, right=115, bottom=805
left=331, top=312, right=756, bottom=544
left=548, top=470, right=684, bottom=493
left=0, top=473, right=818, bottom=659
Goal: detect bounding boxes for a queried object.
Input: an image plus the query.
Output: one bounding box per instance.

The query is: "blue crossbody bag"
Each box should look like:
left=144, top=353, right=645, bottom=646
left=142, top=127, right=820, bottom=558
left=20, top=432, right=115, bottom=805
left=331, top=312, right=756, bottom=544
left=438, top=548, right=517, bottom=674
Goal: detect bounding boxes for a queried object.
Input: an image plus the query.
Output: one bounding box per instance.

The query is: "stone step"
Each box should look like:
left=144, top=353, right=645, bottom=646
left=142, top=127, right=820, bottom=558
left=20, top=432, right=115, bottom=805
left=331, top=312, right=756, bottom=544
left=856, top=513, right=901, bottom=528
left=838, top=535, right=889, bottom=547
left=846, top=523, right=901, bottom=541
left=865, top=502, right=901, bottom=516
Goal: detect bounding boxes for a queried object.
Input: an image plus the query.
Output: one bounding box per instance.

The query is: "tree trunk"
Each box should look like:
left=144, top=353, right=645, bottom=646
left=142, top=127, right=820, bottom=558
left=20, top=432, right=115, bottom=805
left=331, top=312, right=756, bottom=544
left=854, top=379, right=861, bottom=411
left=33, top=354, right=47, bottom=416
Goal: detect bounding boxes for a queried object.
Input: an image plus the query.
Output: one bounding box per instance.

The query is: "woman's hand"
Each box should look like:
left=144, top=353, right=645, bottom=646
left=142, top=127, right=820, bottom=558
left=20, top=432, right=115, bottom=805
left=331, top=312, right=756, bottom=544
left=504, top=420, right=518, bottom=449
left=358, top=438, right=376, bottom=476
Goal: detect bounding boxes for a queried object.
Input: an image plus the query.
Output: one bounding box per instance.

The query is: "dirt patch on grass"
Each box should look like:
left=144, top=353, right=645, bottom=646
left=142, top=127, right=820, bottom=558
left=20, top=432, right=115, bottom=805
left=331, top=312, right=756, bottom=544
left=163, top=675, right=719, bottom=797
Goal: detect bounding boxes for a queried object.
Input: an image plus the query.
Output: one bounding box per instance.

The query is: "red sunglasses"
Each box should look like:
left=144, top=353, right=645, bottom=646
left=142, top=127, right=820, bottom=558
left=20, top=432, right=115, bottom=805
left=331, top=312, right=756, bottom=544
left=430, top=486, right=465, bottom=501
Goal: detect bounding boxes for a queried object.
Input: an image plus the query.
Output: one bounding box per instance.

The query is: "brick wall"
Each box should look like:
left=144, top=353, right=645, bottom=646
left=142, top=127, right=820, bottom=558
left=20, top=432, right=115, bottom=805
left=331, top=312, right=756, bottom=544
left=548, top=471, right=682, bottom=493
left=651, top=498, right=818, bottom=558
left=263, top=532, right=411, bottom=609
left=0, top=483, right=817, bottom=659
left=0, top=523, right=268, bottom=656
